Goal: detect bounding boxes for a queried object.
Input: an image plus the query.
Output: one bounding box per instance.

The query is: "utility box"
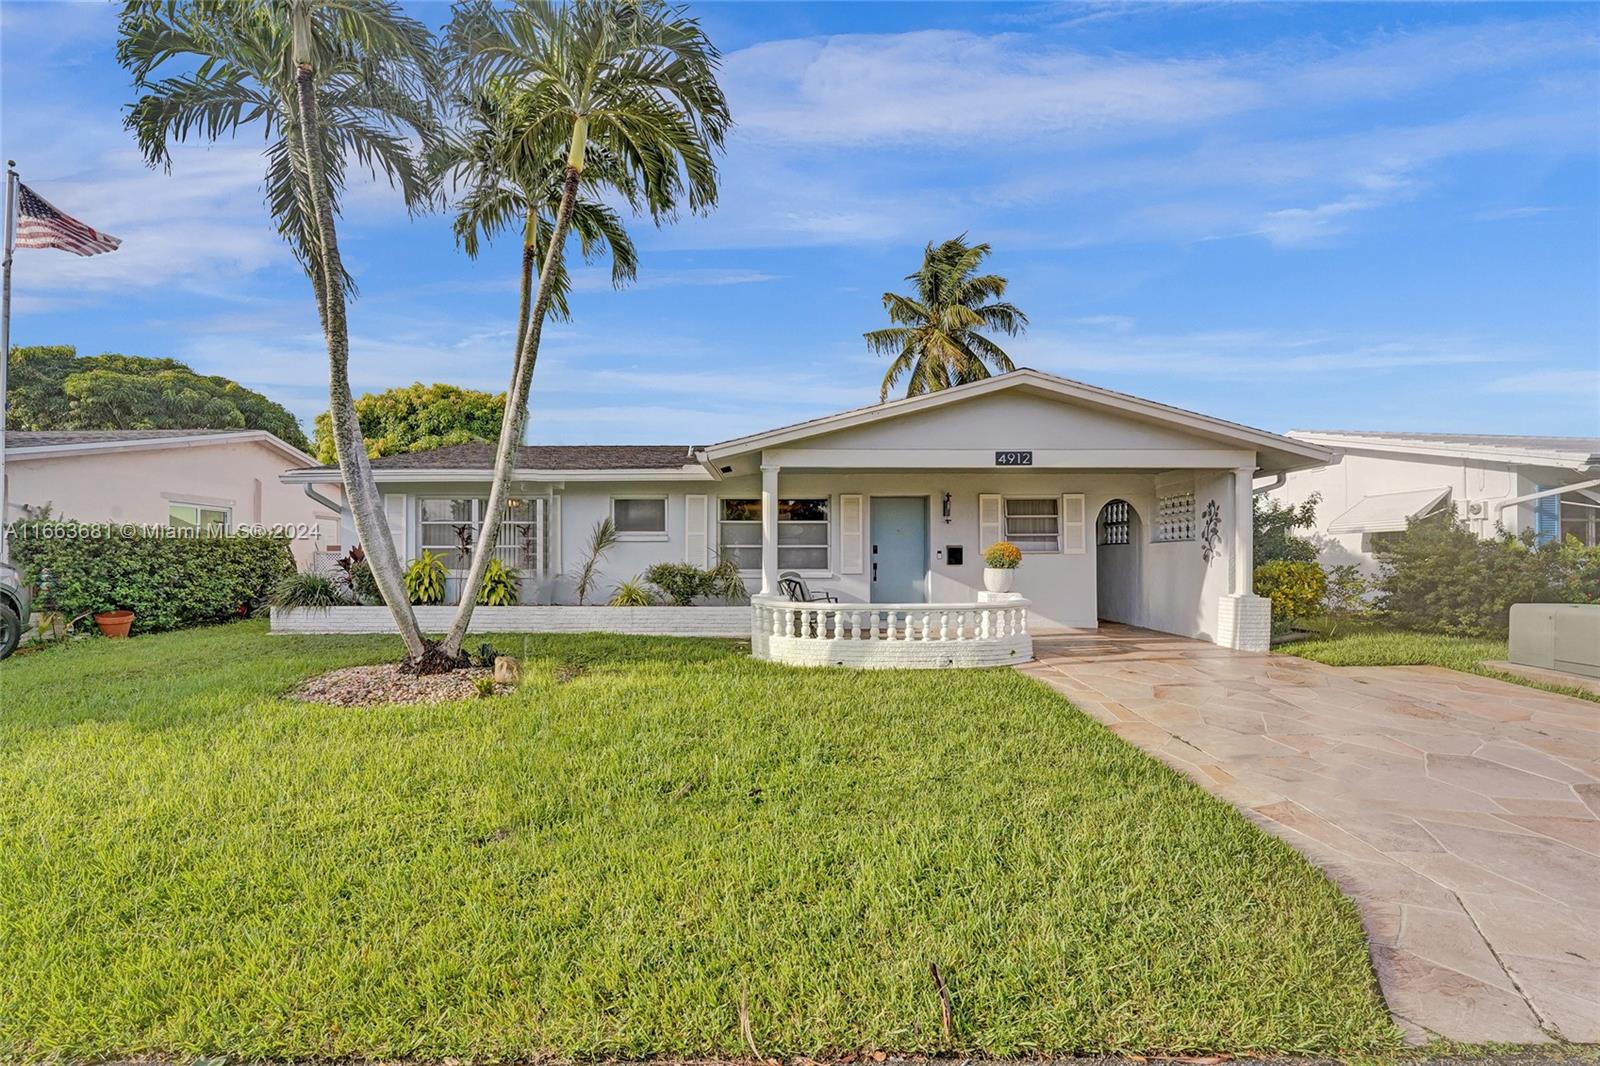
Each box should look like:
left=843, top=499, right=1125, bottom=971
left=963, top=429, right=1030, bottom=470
left=1509, top=603, right=1600, bottom=680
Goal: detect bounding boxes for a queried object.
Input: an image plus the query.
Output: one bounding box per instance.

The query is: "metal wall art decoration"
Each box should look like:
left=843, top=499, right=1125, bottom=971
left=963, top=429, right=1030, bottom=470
left=1199, top=499, right=1222, bottom=562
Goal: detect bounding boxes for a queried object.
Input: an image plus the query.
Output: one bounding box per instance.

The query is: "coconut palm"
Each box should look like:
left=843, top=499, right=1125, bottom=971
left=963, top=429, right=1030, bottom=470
left=867, top=236, right=1029, bottom=402
left=436, top=0, right=730, bottom=656
left=118, top=0, right=444, bottom=666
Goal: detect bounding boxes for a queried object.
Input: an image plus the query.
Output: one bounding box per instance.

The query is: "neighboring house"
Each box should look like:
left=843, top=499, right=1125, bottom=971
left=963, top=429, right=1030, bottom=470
left=1272, top=430, right=1600, bottom=571
left=282, top=370, right=1331, bottom=648
left=4, top=429, right=338, bottom=565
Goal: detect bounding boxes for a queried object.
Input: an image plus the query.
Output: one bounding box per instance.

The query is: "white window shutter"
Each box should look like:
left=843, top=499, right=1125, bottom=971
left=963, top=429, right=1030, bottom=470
left=839, top=494, right=864, bottom=574
left=383, top=493, right=408, bottom=559
left=685, top=494, right=708, bottom=565
left=1062, top=493, right=1086, bottom=554
left=979, top=494, right=1003, bottom=549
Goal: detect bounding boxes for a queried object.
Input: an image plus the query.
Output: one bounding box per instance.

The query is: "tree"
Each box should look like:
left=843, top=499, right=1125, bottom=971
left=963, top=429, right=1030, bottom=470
left=1254, top=493, right=1320, bottom=565
left=436, top=0, right=730, bottom=656
left=7, top=344, right=310, bottom=451
left=119, top=0, right=444, bottom=667
left=312, top=382, right=505, bottom=464
left=867, top=236, right=1028, bottom=402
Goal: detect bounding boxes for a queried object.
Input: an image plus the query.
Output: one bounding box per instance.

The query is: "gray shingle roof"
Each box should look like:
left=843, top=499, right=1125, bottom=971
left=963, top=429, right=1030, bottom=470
left=355, top=442, right=694, bottom=472
left=1295, top=430, right=1600, bottom=452
left=8, top=428, right=239, bottom=448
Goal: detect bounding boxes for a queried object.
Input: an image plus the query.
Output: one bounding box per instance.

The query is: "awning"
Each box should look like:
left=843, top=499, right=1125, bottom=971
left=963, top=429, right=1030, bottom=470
left=1327, top=486, right=1451, bottom=535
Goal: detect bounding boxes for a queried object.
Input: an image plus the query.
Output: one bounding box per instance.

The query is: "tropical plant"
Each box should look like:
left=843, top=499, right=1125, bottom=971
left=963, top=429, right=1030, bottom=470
left=644, top=562, right=712, bottom=606
left=436, top=0, right=731, bottom=656
left=476, top=558, right=521, bottom=606
left=573, top=517, right=619, bottom=606
left=608, top=578, right=657, bottom=607
left=867, top=236, right=1028, bottom=401
left=312, top=382, right=506, bottom=464
left=118, top=0, right=445, bottom=667
left=1254, top=560, right=1327, bottom=633
left=405, top=550, right=448, bottom=606
left=268, top=570, right=349, bottom=609
left=983, top=542, right=1023, bottom=569
left=1321, top=563, right=1373, bottom=638
left=472, top=674, right=498, bottom=698
left=1256, top=493, right=1320, bottom=565
left=707, top=547, right=747, bottom=603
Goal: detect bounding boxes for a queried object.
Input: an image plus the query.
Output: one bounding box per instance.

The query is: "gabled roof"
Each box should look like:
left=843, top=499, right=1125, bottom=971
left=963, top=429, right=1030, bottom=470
left=7, top=428, right=315, bottom=466
left=696, top=368, right=1333, bottom=473
left=1288, top=430, right=1600, bottom=471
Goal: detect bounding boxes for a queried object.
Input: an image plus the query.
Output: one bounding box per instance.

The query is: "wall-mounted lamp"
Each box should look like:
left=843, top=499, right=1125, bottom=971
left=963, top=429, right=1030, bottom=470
left=942, top=492, right=952, bottom=523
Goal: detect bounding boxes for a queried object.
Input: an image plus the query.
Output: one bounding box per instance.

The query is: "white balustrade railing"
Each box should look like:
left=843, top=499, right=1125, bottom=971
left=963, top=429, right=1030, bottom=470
left=750, top=595, right=1032, bottom=669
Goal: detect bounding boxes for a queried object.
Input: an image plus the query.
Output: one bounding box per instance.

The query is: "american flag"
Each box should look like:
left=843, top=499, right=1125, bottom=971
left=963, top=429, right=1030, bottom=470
left=15, top=183, right=121, bottom=256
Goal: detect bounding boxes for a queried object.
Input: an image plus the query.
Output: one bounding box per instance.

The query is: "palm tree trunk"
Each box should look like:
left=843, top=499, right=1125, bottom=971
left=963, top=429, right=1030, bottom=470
left=441, top=168, right=579, bottom=654
left=291, top=59, right=431, bottom=663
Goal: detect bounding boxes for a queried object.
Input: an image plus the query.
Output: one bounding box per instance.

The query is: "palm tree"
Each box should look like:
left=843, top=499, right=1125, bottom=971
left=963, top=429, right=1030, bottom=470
left=118, top=0, right=444, bottom=667
left=436, top=0, right=730, bottom=657
left=866, top=236, right=1029, bottom=402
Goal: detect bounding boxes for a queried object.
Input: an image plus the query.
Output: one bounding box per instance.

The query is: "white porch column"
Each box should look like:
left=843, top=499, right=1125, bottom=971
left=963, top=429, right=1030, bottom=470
left=1232, top=465, right=1254, bottom=594
left=1216, top=462, right=1271, bottom=652
left=760, top=461, right=780, bottom=596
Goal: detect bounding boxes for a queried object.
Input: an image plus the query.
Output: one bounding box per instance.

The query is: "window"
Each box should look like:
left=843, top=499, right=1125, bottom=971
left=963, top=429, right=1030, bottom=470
left=1004, top=497, right=1060, bottom=553
left=1560, top=497, right=1599, bottom=547
left=1099, top=500, right=1131, bottom=546
left=419, top=497, right=548, bottom=573
left=719, top=498, right=829, bottom=572
left=168, top=502, right=229, bottom=533
left=612, top=497, right=667, bottom=537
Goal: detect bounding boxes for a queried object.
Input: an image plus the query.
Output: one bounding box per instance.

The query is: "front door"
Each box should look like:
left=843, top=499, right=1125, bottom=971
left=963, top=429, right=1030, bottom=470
left=870, top=496, right=928, bottom=603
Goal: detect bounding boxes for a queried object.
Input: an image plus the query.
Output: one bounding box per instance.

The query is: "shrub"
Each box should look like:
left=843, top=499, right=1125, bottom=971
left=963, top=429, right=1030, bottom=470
left=9, top=521, right=294, bottom=635
left=983, top=542, right=1022, bottom=569
left=609, top=578, right=657, bottom=606
left=348, top=560, right=382, bottom=605
left=1254, top=494, right=1320, bottom=565
left=644, top=562, right=714, bottom=606
left=1254, top=560, right=1326, bottom=632
left=1376, top=509, right=1600, bottom=637
left=707, top=548, right=748, bottom=603
left=477, top=559, right=521, bottom=606
left=405, top=550, right=448, bottom=605
left=269, top=571, right=349, bottom=609
left=1321, top=564, right=1374, bottom=637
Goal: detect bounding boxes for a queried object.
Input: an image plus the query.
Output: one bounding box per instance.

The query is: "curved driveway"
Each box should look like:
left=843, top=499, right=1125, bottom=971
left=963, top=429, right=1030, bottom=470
left=1021, top=626, right=1599, bottom=1045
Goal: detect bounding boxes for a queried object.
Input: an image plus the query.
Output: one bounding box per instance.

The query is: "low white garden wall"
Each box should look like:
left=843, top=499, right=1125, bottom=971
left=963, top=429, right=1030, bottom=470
left=269, top=605, right=751, bottom=638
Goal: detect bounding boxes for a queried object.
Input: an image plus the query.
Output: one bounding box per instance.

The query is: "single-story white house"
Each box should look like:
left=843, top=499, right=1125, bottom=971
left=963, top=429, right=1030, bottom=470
left=280, top=370, right=1332, bottom=656
left=4, top=428, right=337, bottom=566
left=1270, top=430, right=1600, bottom=572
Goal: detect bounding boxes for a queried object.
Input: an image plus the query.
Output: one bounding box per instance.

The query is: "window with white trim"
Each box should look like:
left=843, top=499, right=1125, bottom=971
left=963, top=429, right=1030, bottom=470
left=612, top=496, right=667, bottom=538
left=719, top=498, right=829, bottom=572
left=418, top=497, right=548, bottom=573
left=1004, top=497, right=1060, bottom=553
left=168, top=502, right=230, bottom=533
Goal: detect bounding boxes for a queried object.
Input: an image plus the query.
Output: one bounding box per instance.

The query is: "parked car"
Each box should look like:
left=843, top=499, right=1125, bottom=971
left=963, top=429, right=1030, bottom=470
left=0, top=561, right=32, bottom=660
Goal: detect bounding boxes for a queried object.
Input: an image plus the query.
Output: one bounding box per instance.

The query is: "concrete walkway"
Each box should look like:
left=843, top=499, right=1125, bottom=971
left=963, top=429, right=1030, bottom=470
left=1019, top=626, right=1599, bottom=1045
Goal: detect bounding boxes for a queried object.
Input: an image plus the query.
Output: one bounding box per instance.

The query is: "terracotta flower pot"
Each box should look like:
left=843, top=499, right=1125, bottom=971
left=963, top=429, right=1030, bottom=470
left=93, top=610, right=135, bottom=639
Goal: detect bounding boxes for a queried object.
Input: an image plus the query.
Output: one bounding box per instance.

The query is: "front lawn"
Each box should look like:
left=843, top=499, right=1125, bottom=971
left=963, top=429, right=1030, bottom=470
left=0, top=621, right=1397, bottom=1062
left=1281, top=628, right=1600, bottom=703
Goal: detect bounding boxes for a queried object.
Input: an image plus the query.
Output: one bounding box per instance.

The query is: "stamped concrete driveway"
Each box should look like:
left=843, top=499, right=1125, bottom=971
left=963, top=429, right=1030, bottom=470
left=1020, top=626, right=1599, bottom=1045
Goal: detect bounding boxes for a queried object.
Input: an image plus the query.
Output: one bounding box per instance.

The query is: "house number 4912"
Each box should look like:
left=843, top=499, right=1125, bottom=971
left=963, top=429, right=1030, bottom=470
left=994, top=450, right=1033, bottom=466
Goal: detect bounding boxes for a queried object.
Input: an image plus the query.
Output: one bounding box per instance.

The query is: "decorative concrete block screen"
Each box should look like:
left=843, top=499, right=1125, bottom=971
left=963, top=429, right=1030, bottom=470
left=270, top=606, right=751, bottom=638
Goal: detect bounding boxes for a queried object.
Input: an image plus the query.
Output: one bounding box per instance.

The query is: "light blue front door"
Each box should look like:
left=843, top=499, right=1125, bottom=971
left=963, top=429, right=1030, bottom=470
left=870, top=497, right=928, bottom=603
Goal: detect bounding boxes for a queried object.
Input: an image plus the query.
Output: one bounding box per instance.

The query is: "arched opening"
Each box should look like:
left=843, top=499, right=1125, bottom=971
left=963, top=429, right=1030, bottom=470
left=1096, top=499, right=1143, bottom=626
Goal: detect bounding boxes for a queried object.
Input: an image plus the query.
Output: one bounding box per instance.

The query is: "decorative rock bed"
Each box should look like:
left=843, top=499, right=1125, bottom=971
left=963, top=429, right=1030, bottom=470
left=291, top=664, right=511, bottom=706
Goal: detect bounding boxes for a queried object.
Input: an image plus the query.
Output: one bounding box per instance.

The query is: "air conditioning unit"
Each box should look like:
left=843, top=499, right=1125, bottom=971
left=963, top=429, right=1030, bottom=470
left=1466, top=500, right=1486, bottom=517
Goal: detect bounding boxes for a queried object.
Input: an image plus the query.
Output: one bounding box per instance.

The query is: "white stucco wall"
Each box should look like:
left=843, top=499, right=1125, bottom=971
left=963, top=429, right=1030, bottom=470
left=1272, top=450, right=1565, bottom=571
left=8, top=440, right=337, bottom=565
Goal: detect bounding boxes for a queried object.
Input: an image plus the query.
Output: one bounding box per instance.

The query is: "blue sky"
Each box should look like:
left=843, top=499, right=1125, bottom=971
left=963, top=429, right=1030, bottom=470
left=2, top=1, right=1596, bottom=445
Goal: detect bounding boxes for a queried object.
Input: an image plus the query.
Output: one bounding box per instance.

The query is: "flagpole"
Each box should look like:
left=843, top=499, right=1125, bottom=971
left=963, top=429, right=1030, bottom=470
left=0, top=160, right=16, bottom=564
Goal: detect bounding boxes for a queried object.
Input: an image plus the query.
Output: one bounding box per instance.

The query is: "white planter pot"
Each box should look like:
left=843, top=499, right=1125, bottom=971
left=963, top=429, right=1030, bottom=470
left=983, top=567, right=1016, bottom=593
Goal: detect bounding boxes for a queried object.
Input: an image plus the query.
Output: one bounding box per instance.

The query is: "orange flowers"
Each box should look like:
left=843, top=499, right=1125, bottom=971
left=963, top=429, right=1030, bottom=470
left=983, top=541, right=1023, bottom=569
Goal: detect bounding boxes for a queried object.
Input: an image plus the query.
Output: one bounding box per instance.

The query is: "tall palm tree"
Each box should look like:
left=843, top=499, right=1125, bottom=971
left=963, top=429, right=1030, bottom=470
left=867, top=236, right=1029, bottom=402
left=436, top=0, right=730, bottom=656
left=118, top=0, right=444, bottom=666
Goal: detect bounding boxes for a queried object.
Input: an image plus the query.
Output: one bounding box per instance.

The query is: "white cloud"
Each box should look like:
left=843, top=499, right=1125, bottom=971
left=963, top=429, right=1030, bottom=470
left=1485, top=369, right=1600, bottom=396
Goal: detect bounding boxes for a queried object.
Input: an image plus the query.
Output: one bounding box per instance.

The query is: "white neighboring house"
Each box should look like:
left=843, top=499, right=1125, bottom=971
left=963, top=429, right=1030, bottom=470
left=280, top=370, right=1332, bottom=652
left=1271, top=430, right=1600, bottom=571
left=4, top=428, right=338, bottom=565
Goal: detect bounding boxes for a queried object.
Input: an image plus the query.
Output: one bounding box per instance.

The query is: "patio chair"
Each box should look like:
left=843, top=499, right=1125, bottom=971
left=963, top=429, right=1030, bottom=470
left=778, top=571, right=836, bottom=603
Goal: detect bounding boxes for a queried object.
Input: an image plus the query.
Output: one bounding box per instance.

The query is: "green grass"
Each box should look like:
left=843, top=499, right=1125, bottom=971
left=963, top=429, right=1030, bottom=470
left=1281, top=627, right=1600, bottom=703
left=0, top=621, right=1398, bottom=1062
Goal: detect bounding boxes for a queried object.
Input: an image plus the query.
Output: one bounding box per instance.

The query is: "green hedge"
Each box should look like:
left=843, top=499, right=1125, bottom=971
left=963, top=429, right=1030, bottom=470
left=9, top=521, right=295, bottom=634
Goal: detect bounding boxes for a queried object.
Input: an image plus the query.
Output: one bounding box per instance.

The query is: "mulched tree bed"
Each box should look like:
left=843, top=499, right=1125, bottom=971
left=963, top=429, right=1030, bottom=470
left=291, top=664, right=510, bottom=706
